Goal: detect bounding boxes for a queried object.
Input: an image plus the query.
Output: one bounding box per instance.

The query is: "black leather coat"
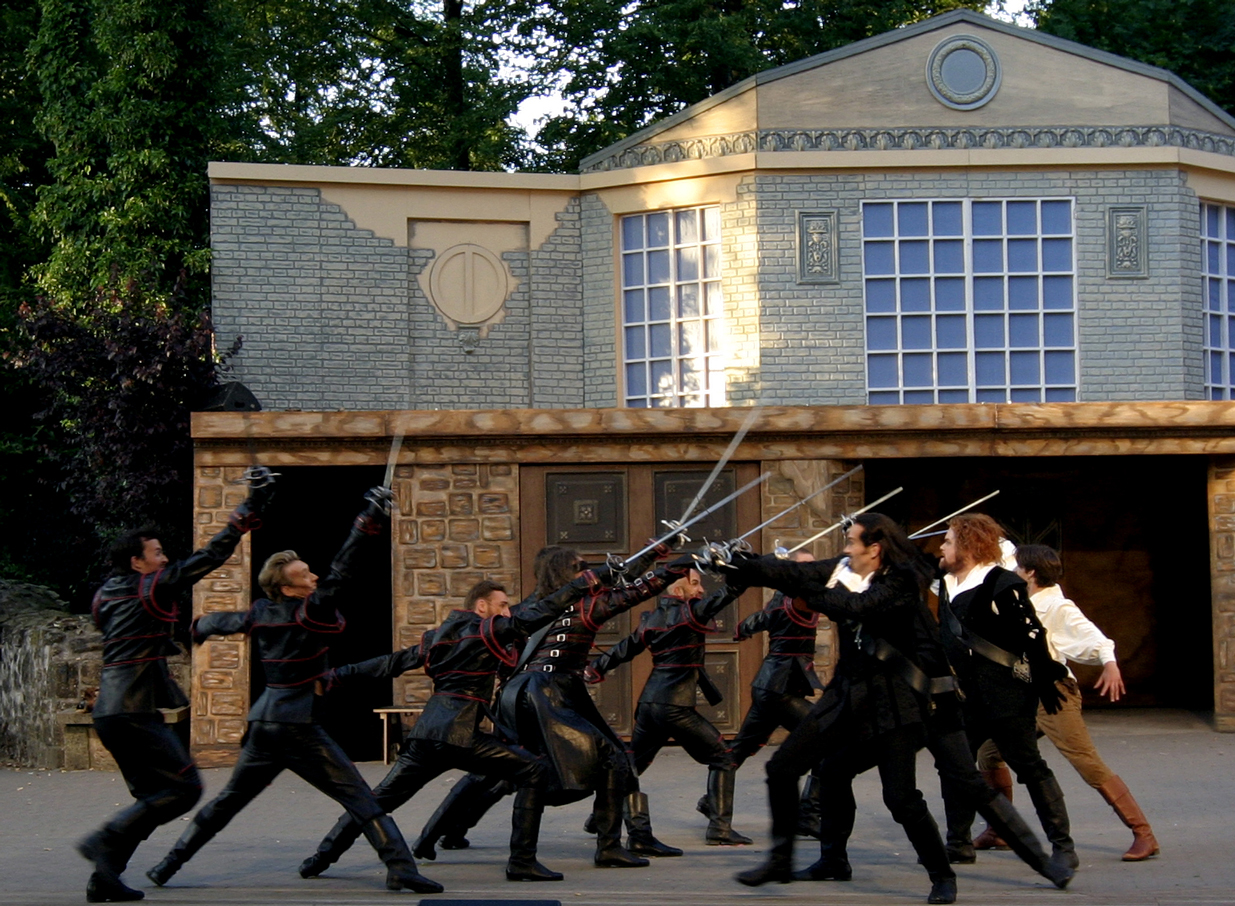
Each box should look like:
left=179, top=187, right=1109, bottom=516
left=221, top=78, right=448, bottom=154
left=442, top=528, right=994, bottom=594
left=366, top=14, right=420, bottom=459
left=92, top=524, right=245, bottom=718
left=735, top=590, right=823, bottom=697
left=591, top=585, right=741, bottom=706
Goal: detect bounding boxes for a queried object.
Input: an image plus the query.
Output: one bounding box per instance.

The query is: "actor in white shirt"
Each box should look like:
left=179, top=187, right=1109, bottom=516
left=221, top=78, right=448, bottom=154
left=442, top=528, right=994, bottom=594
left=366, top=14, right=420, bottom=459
left=972, top=544, right=1159, bottom=862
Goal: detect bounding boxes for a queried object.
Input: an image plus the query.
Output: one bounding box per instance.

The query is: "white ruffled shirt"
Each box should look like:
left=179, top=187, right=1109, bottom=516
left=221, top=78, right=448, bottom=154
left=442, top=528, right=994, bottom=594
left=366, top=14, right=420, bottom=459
left=1029, top=585, right=1117, bottom=679
left=826, top=557, right=872, bottom=593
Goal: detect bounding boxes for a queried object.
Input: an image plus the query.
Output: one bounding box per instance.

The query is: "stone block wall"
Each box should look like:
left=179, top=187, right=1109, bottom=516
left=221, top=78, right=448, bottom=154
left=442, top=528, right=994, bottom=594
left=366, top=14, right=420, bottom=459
left=391, top=464, right=521, bottom=709
left=191, top=466, right=255, bottom=767
left=1211, top=456, right=1235, bottom=730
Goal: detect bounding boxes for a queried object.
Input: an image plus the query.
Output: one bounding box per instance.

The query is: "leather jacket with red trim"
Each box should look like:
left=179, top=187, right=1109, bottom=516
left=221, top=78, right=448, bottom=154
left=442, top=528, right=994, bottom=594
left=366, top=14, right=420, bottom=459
left=331, top=576, right=591, bottom=747
left=591, top=585, right=742, bottom=707
left=735, top=590, right=823, bottom=696
left=91, top=523, right=245, bottom=718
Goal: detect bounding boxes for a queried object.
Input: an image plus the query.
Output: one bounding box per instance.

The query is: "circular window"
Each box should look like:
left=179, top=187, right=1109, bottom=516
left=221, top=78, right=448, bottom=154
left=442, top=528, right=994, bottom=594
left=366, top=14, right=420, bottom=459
left=926, top=35, right=1001, bottom=111
left=427, top=243, right=509, bottom=325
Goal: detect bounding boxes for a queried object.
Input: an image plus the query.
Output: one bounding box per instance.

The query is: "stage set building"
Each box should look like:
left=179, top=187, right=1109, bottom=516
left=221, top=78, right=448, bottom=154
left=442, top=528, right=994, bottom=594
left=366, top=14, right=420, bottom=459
left=190, top=10, right=1235, bottom=766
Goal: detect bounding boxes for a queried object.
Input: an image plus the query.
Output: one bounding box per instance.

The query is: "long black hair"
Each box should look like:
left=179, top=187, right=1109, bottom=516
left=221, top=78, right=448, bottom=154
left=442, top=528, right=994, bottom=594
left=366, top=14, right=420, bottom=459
left=852, top=512, right=935, bottom=595
left=533, top=545, right=582, bottom=597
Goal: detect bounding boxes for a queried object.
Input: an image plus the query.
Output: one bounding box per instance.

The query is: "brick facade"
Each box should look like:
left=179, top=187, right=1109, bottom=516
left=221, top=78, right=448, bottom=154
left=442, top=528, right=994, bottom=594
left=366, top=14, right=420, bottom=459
left=1211, top=456, right=1235, bottom=730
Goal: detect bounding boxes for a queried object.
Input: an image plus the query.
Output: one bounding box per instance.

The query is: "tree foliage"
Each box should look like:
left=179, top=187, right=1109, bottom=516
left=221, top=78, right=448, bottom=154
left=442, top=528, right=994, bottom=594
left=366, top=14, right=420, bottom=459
left=1030, top=0, right=1235, bottom=118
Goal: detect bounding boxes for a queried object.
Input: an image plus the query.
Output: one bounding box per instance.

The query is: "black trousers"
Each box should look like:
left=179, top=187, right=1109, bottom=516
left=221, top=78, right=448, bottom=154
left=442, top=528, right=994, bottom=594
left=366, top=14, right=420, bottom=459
left=91, top=714, right=203, bottom=869
left=181, top=721, right=386, bottom=848
left=728, top=690, right=813, bottom=767
left=630, top=703, right=733, bottom=774
left=311, top=734, right=545, bottom=859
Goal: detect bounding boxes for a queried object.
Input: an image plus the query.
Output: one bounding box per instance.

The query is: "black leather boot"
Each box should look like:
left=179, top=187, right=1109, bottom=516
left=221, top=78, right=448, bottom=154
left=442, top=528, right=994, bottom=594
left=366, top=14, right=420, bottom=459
left=1025, top=772, right=1078, bottom=871
left=414, top=774, right=511, bottom=861
left=735, top=770, right=797, bottom=885
left=626, top=791, right=683, bottom=856
left=594, top=782, right=649, bottom=868
left=735, top=849, right=794, bottom=886
left=976, top=793, right=1071, bottom=888
left=506, top=789, right=563, bottom=881
left=900, top=809, right=956, bottom=904
left=796, top=773, right=822, bottom=839
left=85, top=872, right=144, bottom=903
left=704, top=768, right=752, bottom=845
left=299, top=813, right=365, bottom=878
left=146, top=818, right=216, bottom=887
left=941, top=775, right=977, bottom=864
left=360, top=815, right=443, bottom=893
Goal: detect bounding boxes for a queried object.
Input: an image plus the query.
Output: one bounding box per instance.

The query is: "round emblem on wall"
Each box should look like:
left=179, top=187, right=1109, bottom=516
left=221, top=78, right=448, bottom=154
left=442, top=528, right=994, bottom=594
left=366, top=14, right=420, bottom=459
left=926, top=34, right=1001, bottom=111
left=427, top=243, right=510, bottom=326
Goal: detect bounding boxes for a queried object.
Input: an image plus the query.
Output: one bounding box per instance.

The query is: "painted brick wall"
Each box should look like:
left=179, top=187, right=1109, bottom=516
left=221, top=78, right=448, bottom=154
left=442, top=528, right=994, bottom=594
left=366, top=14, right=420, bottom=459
left=580, top=194, right=620, bottom=408
left=1210, top=456, right=1235, bottom=730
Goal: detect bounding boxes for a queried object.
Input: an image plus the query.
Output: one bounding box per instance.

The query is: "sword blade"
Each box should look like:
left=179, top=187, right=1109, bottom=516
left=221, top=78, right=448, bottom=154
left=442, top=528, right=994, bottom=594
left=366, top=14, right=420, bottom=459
left=786, top=486, right=904, bottom=555
left=907, top=490, right=1000, bottom=539
left=383, top=430, right=405, bottom=489
left=624, top=472, right=770, bottom=567
left=735, top=464, right=863, bottom=543
left=677, top=405, right=762, bottom=525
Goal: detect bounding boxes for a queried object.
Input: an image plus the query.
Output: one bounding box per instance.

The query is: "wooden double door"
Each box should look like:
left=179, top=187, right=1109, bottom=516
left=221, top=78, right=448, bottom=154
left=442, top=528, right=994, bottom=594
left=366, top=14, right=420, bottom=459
left=519, top=463, right=764, bottom=738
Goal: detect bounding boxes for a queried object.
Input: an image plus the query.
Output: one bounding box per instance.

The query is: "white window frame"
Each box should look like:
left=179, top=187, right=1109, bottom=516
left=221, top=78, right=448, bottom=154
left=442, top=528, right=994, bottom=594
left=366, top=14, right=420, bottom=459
left=1202, top=201, right=1235, bottom=400
left=861, top=197, right=1078, bottom=405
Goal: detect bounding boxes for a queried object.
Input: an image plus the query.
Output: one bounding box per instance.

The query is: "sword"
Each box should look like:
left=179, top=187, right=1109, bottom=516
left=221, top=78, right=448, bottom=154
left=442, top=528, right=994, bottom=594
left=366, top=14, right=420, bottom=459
left=907, top=491, right=1000, bottom=540
left=232, top=412, right=279, bottom=489
left=777, top=486, right=905, bottom=557
left=365, top=429, right=405, bottom=512
left=700, top=465, right=864, bottom=565
left=676, top=405, right=762, bottom=526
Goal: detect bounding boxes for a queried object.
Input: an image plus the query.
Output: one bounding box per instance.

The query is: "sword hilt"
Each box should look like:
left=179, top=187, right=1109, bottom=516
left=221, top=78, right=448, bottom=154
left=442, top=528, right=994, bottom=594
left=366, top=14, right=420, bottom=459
left=773, top=539, right=790, bottom=560
left=660, top=519, right=691, bottom=548
left=236, top=465, right=280, bottom=488
left=365, top=485, right=397, bottom=514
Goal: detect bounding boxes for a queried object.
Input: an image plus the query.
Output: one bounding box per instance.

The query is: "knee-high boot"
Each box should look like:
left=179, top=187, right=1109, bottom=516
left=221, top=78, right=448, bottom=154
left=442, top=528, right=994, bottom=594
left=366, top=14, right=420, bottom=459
left=976, top=793, right=1072, bottom=888
left=1097, top=776, right=1160, bottom=861
left=145, top=816, right=220, bottom=887
left=973, top=766, right=1013, bottom=850
left=704, top=768, right=752, bottom=845
left=795, top=774, right=853, bottom=882
left=625, top=792, right=683, bottom=856
left=360, top=814, right=442, bottom=893
left=79, top=807, right=150, bottom=902
left=594, top=778, right=649, bottom=868
left=414, top=775, right=512, bottom=861
left=734, top=770, right=797, bottom=886
left=796, top=773, right=822, bottom=839
left=1025, top=772, right=1077, bottom=870
left=506, top=788, right=563, bottom=881
left=941, top=774, right=977, bottom=864
left=298, top=813, right=365, bottom=878
left=900, top=810, right=956, bottom=905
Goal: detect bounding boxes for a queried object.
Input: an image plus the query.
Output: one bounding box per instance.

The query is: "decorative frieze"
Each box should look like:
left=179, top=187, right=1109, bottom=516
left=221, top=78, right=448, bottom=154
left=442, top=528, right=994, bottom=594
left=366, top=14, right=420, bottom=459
left=1108, top=205, right=1148, bottom=278
left=797, top=211, right=839, bottom=284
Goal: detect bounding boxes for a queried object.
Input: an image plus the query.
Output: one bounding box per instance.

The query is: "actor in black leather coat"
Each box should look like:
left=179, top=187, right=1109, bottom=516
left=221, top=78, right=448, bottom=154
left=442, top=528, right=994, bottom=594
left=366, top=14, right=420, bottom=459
left=145, top=488, right=441, bottom=895
left=590, top=570, right=751, bottom=844
left=78, top=487, right=268, bottom=903
left=297, top=574, right=596, bottom=881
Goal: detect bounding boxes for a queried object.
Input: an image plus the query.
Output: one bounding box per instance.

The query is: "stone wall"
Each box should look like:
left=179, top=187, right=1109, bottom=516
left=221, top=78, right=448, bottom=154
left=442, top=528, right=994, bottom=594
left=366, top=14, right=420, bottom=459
left=391, top=464, right=521, bottom=709
left=1211, top=456, right=1235, bottom=730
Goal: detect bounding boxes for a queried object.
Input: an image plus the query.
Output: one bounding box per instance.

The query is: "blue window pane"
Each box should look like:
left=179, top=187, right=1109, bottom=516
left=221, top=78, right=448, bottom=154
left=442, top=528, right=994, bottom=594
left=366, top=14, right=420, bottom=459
left=936, top=316, right=966, bottom=349
left=622, top=217, right=644, bottom=251
left=975, top=352, right=1005, bottom=386
left=974, top=314, right=1004, bottom=348
left=1044, top=351, right=1075, bottom=384
left=1212, top=350, right=1223, bottom=384
left=1009, top=313, right=1039, bottom=347
left=1046, top=387, right=1076, bottom=402
left=868, top=355, right=899, bottom=389
left=1209, top=241, right=1221, bottom=274
left=938, top=352, right=967, bottom=385
left=1007, top=201, right=1037, bottom=235
left=901, top=278, right=931, bottom=312
left=902, top=316, right=932, bottom=349
left=866, top=279, right=897, bottom=312
left=624, top=289, right=644, bottom=323
left=933, top=202, right=963, bottom=236
left=649, top=286, right=671, bottom=321
left=678, top=283, right=700, bottom=318
left=1011, top=388, right=1041, bottom=402
left=900, top=240, right=930, bottom=274
left=934, top=240, right=964, bottom=274
left=867, top=317, right=898, bottom=351
left=626, top=363, right=647, bottom=396
left=623, top=253, right=644, bottom=287
left=864, top=204, right=894, bottom=238
left=1228, top=318, right=1235, bottom=349
left=973, top=201, right=1003, bottom=236
left=628, top=398, right=649, bottom=408
left=647, top=212, right=670, bottom=247
left=977, top=388, right=1006, bottom=402
left=650, top=323, right=672, bottom=358
left=1041, top=200, right=1071, bottom=235
left=1007, top=238, right=1038, bottom=272
left=935, top=278, right=965, bottom=311
left=1228, top=245, right=1235, bottom=277
left=702, top=207, right=720, bottom=241
left=676, top=209, right=698, bottom=244
left=1210, top=277, right=1222, bottom=310
left=1206, top=204, right=1220, bottom=238
left=899, top=203, right=929, bottom=237
left=648, top=249, right=670, bottom=283
left=973, top=239, right=1003, bottom=273
left=679, top=322, right=703, bottom=356
left=1042, top=238, right=1072, bottom=272
left=625, top=326, right=646, bottom=359
left=869, top=391, right=900, bottom=405
left=1008, top=276, right=1038, bottom=310
left=1227, top=208, right=1235, bottom=241
left=1043, top=313, right=1074, bottom=346
left=904, top=390, right=935, bottom=404
left=650, top=360, right=674, bottom=397
left=974, top=276, right=1004, bottom=310
left=1042, top=276, right=1073, bottom=309
left=1213, top=314, right=1223, bottom=344
left=1225, top=278, right=1235, bottom=311
left=677, top=246, right=699, bottom=281
left=1010, top=350, right=1039, bottom=384
left=939, top=389, right=970, bottom=403
left=865, top=242, right=895, bottom=275
left=903, top=353, right=933, bottom=387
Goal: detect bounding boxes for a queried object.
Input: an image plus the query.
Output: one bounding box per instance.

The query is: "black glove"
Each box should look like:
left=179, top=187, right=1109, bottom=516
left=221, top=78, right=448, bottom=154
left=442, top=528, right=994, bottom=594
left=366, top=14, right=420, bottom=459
left=364, top=485, right=395, bottom=516
left=244, top=466, right=277, bottom=512
left=190, top=617, right=210, bottom=646
left=583, top=664, right=604, bottom=685
left=587, top=563, right=616, bottom=586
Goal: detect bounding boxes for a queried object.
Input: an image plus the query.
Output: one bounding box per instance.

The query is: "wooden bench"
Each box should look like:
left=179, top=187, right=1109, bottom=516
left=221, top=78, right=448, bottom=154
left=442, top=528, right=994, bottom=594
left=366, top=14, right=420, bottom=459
left=373, top=708, right=423, bottom=764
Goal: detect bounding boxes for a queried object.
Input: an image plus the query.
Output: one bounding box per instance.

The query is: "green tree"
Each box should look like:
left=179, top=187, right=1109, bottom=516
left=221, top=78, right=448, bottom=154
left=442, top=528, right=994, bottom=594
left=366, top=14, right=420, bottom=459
left=1030, top=0, right=1235, bottom=117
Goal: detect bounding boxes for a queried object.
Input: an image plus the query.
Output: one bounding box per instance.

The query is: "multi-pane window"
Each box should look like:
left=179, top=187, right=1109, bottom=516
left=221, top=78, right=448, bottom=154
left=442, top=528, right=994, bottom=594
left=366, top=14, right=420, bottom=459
left=1202, top=203, right=1235, bottom=400
left=862, top=199, right=1077, bottom=404
left=621, top=207, right=725, bottom=408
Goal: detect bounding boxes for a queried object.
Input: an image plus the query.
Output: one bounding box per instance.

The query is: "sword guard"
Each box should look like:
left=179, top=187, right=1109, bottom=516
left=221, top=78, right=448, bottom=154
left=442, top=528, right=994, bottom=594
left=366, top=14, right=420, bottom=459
left=840, top=514, right=856, bottom=530
left=773, top=540, right=790, bottom=560
left=702, top=540, right=731, bottom=567
left=660, top=519, right=691, bottom=548
left=236, top=466, right=280, bottom=488
left=365, top=485, right=396, bottom=515
left=604, top=553, right=629, bottom=582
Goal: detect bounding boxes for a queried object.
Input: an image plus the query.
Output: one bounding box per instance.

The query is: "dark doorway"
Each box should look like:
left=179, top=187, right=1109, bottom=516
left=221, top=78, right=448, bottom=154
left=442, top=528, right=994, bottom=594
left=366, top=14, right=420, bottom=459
left=864, top=455, right=1212, bottom=710
left=249, top=465, right=392, bottom=761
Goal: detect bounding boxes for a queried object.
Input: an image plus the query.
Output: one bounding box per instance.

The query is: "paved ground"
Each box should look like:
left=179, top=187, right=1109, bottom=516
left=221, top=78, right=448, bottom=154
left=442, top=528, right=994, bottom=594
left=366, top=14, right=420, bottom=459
left=1, top=709, right=1230, bottom=906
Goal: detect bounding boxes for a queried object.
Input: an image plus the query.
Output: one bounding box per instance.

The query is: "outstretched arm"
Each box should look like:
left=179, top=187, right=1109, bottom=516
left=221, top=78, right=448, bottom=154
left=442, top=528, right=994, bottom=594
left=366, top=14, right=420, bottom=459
left=589, top=628, right=647, bottom=679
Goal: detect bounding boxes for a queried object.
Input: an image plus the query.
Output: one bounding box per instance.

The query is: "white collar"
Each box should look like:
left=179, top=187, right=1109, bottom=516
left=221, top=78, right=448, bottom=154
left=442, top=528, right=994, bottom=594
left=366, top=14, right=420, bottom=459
left=943, top=562, right=995, bottom=598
